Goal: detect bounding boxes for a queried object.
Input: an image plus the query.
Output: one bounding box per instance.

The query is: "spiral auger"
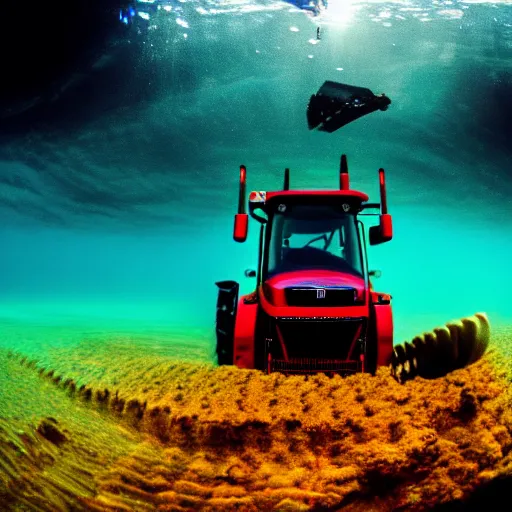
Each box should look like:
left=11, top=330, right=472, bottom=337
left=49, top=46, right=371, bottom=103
left=391, top=312, right=491, bottom=384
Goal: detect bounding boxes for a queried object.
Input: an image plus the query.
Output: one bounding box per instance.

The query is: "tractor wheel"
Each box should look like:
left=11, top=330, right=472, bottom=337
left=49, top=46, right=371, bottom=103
left=364, top=315, right=379, bottom=375
left=365, top=338, right=378, bottom=375
left=214, top=280, right=239, bottom=365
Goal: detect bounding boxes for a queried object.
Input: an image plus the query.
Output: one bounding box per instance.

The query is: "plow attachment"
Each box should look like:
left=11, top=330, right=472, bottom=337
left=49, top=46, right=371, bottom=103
left=391, top=312, right=491, bottom=383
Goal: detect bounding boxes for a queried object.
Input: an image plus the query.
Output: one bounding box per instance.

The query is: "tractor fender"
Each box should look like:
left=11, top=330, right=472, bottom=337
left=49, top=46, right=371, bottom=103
left=233, top=295, right=258, bottom=369
left=370, top=291, right=393, bottom=368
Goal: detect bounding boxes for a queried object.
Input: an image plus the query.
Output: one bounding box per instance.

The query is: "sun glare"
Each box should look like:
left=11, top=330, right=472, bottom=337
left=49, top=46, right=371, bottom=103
left=322, top=0, right=358, bottom=25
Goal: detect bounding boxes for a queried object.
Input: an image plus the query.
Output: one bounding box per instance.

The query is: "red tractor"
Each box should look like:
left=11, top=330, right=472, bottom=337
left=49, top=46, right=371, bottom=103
left=215, top=154, right=394, bottom=376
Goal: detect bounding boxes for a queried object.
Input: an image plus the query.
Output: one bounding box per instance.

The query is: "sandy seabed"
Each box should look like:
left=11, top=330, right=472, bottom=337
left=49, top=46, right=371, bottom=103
left=1, top=317, right=512, bottom=512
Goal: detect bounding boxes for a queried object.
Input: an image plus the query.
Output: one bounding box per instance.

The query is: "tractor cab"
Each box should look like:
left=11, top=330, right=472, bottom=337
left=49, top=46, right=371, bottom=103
left=235, top=155, right=392, bottom=283
left=216, top=154, right=394, bottom=376
left=256, top=194, right=366, bottom=283
left=269, top=203, right=363, bottom=276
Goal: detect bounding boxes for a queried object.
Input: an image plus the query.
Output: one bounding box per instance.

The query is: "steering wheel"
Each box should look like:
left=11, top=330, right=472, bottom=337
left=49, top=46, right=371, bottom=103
left=303, top=234, right=328, bottom=249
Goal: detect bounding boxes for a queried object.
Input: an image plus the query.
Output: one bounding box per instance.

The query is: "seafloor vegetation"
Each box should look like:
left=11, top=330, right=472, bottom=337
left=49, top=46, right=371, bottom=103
left=1, top=316, right=511, bottom=511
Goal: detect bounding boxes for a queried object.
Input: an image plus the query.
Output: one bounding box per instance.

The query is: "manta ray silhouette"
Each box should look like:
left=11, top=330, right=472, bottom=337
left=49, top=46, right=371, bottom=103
left=307, top=81, right=391, bottom=132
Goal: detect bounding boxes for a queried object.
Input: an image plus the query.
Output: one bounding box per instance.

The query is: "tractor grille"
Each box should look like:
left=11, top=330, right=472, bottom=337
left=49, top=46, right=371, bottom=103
left=285, top=287, right=357, bottom=307
left=271, top=358, right=362, bottom=375
left=276, top=317, right=365, bottom=360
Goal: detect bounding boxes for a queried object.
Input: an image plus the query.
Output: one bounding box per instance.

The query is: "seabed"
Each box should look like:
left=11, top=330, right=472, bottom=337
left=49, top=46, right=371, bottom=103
left=0, top=309, right=511, bottom=511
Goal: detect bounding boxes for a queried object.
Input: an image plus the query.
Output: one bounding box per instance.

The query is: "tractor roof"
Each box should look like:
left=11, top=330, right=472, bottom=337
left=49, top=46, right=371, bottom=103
left=265, top=190, right=369, bottom=203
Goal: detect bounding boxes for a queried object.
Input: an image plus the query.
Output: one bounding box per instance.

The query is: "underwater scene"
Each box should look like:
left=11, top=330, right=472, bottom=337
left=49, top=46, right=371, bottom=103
left=0, top=0, right=511, bottom=510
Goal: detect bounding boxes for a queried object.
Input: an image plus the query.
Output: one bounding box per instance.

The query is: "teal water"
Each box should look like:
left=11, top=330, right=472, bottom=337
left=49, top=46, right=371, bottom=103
left=0, top=0, right=511, bottom=352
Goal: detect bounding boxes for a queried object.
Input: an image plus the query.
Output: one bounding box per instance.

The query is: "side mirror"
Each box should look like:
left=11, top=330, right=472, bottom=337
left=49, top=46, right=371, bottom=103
left=244, top=269, right=256, bottom=278
left=380, top=213, right=392, bottom=240
left=233, top=213, right=248, bottom=243
left=369, top=214, right=393, bottom=245
left=369, top=270, right=382, bottom=278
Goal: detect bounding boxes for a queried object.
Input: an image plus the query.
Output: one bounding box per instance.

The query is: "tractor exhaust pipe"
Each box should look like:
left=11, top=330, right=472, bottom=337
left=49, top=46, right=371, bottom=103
left=379, top=167, right=388, bottom=214
left=340, top=154, right=349, bottom=190
left=369, top=166, right=393, bottom=245
left=283, top=168, right=290, bottom=191
left=238, top=165, right=247, bottom=214
left=233, top=165, right=248, bottom=243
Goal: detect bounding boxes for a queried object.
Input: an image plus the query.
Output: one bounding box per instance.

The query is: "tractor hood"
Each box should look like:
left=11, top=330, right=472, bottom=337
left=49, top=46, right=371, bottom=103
left=263, top=269, right=366, bottom=307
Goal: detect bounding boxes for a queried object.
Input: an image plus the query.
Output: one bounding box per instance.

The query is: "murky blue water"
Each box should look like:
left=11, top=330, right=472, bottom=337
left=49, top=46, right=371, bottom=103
left=0, top=0, right=511, bottom=349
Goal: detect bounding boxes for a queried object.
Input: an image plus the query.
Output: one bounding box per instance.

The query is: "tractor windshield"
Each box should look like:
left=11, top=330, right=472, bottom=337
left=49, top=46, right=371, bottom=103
left=265, top=204, right=364, bottom=278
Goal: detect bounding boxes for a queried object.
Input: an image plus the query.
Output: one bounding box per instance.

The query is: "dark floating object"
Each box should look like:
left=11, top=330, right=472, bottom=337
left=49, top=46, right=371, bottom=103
left=307, top=81, right=391, bottom=132
left=284, top=0, right=327, bottom=16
